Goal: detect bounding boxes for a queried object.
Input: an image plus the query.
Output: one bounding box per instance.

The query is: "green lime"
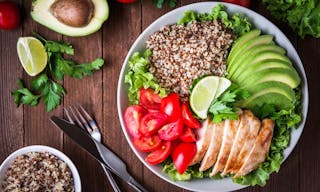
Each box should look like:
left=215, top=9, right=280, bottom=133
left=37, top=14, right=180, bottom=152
left=17, top=37, right=47, bottom=76
left=215, top=77, right=231, bottom=98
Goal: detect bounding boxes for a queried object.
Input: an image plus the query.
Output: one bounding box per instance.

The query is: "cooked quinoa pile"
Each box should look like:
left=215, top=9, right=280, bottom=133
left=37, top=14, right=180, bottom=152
left=2, top=152, right=74, bottom=192
left=146, top=20, right=235, bottom=99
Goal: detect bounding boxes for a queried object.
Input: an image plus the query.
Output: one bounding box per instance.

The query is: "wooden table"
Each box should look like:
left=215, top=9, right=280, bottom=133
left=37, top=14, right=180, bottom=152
left=1, top=1, right=319, bottom=192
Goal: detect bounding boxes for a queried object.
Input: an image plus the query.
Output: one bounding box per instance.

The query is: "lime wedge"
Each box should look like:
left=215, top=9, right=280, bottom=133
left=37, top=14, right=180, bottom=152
left=215, top=77, right=231, bottom=98
left=190, top=76, right=220, bottom=119
left=17, top=37, right=47, bottom=76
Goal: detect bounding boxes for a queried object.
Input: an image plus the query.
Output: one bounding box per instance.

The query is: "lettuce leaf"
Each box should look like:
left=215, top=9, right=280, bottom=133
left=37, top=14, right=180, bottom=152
left=178, top=4, right=252, bottom=36
left=124, top=50, right=166, bottom=104
left=263, top=0, right=320, bottom=38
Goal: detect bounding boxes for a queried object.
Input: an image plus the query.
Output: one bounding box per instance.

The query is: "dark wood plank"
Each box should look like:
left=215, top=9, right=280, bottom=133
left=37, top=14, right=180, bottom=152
left=102, top=1, right=143, bottom=191
left=22, top=0, right=63, bottom=150
left=0, top=1, right=23, bottom=161
left=62, top=21, right=105, bottom=192
left=297, top=36, right=320, bottom=192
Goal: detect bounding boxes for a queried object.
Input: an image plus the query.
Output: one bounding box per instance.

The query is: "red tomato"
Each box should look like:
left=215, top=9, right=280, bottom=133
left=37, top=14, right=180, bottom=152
left=160, top=93, right=181, bottom=122
left=171, top=142, right=197, bottom=174
left=179, top=127, right=196, bottom=143
left=140, top=88, right=162, bottom=110
left=133, top=135, right=162, bottom=152
left=116, top=0, right=138, bottom=3
left=158, top=119, right=184, bottom=141
left=223, top=0, right=251, bottom=8
left=124, top=105, right=147, bottom=139
left=139, top=112, right=168, bottom=136
left=145, top=141, right=172, bottom=165
left=181, top=102, right=201, bottom=129
left=0, top=1, right=21, bottom=30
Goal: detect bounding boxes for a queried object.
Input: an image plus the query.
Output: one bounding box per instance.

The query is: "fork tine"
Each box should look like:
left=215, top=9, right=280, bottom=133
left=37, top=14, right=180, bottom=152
left=64, top=108, right=74, bottom=124
left=73, top=106, right=93, bottom=133
left=78, top=104, right=99, bottom=132
left=69, top=106, right=85, bottom=130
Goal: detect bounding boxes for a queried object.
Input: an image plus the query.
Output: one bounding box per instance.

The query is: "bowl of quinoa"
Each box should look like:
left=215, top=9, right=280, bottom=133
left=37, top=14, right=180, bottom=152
left=0, top=145, right=81, bottom=192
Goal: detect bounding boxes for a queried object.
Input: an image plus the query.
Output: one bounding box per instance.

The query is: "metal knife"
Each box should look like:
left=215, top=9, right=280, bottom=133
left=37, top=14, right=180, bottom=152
left=50, top=116, right=148, bottom=192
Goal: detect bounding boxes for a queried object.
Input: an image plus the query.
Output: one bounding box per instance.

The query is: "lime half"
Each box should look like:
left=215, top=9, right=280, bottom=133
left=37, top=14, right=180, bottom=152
left=190, top=76, right=220, bottom=119
left=215, top=77, right=231, bottom=98
left=17, top=37, right=47, bottom=76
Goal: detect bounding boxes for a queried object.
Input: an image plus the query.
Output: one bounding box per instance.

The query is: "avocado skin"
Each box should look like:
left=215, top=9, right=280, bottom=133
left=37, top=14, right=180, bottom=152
left=31, top=0, right=109, bottom=37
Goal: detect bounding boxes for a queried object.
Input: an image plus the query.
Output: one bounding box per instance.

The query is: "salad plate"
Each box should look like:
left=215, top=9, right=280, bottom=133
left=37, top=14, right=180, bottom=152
left=117, top=2, right=308, bottom=192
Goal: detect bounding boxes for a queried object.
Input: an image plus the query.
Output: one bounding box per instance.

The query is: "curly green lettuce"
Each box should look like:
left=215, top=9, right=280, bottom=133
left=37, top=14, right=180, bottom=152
left=263, top=0, right=320, bottom=38
left=178, top=4, right=252, bottom=36
left=124, top=50, right=166, bottom=104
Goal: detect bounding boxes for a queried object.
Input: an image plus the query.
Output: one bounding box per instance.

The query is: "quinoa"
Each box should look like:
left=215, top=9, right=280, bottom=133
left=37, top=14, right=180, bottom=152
left=2, top=152, right=74, bottom=192
left=146, top=20, right=235, bottom=100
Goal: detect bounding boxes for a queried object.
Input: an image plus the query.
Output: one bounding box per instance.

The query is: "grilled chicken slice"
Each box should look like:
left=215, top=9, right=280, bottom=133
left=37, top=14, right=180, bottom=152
left=190, top=119, right=213, bottom=165
left=199, top=121, right=225, bottom=171
left=234, top=119, right=274, bottom=178
left=222, top=111, right=249, bottom=176
left=210, top=117, right=241, bottom=176
left=229, top=110, right=261, bottom=174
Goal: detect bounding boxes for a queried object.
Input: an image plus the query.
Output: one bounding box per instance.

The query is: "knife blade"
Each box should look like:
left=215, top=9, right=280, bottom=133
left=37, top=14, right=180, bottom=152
left=50, top=116, right=148, bottom=192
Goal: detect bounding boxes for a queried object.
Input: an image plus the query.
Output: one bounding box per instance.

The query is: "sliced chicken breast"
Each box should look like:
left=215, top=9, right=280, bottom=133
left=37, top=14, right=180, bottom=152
left=199, top=121, right=225, bottom=171
left=234, top=119, right=274, bottom=178
left=222, top=111, right=249, bottom=176
left=210, top=117, right=241, bottom=176
left=229, top=110, right=261, bottom=174
left=190, top=119, right=213, bottom=165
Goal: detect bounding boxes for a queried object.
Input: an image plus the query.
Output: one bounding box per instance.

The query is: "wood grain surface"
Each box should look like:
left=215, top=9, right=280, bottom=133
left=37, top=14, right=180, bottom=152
left=0, top=1, right=319, bottom=192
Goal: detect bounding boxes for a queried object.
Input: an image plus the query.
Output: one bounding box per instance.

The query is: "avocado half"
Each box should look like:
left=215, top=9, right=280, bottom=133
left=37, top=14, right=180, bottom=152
left=31, top=0, right=109, bottom=37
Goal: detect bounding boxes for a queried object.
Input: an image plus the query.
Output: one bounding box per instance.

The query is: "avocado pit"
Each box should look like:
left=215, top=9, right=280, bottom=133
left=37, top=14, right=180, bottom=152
left=50, top=0, right=94, bottom=27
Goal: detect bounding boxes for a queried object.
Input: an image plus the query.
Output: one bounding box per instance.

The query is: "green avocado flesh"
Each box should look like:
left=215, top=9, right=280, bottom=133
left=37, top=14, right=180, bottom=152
left=227, top=35, right=274, bottom=68
left=31, top=0, right=109, bottom=37
left=234, top=59, right=293, bottom=83
left=227, top=45, right=287, bottom=78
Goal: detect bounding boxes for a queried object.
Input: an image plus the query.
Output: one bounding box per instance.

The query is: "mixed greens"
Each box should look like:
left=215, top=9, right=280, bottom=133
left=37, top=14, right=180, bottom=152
left=125, top=4, right=303, bottom=187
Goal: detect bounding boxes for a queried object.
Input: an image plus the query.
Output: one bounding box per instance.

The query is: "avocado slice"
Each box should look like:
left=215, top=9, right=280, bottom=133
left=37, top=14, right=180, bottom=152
left=227, top=35, right=274, bottom=68
left=237, top=68, right=301, bottom=89
left=234, top=59, right=293, bottom=82
left=227, top=29, right=261, bottom=64
left=227, top=45, right=287, bottom=78
left=241, top=89, right=294, bottom=110
left=228, top=51, right=292, bottom=79
left=31, top=0, right=109, bottom=37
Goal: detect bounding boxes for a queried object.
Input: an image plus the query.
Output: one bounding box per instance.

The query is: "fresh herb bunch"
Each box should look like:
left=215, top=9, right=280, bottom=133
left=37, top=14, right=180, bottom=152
left=151, top=0, right=177, bottom=8
left=12, top=33, right=104, bottom=111
left=208, top=83, right=250, bottom=123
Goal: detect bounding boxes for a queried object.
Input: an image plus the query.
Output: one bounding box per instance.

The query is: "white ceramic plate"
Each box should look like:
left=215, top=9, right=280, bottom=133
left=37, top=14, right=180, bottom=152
left=0, top=145, right=81, bottom=192
left=117, top=2, right=309, bottom=192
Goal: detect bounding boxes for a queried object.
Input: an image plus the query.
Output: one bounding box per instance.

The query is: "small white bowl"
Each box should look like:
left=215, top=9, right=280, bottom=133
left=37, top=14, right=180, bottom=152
left=0, top=145, right=81, bottom=192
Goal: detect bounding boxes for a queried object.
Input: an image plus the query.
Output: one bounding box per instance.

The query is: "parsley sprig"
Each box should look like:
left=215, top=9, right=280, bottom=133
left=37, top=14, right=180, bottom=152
left=151, top=0, right=177, bottom=8
left=208, top=83, right=250, bottom=123
left=12, top=33, right=104, bottom=111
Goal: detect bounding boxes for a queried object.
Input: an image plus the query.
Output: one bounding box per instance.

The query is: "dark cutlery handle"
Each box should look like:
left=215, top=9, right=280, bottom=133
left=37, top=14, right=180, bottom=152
left=128, top=176, right=148, bottom=192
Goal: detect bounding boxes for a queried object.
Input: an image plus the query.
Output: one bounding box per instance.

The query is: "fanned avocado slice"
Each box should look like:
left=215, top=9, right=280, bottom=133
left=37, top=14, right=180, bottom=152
left=31, top=0, right=109, bottom=37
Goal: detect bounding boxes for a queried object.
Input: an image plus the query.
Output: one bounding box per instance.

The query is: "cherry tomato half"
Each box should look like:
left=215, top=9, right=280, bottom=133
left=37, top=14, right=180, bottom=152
left=116, top=0, right=138, bottom=3
left=223, top=0, right=251, bottom=8
left=172, top=142, right=197, bottom=174
left=145, top=141, right=172, bottom=165
left=160, top=93, right=181, bottom=122
left=0, top=1, right=21, bottom=30
left=181, top=102, right=201, bottom=129
left=133, top=135, right=162, bottom=152
left=140, top=88, right=162, bottom=110
left=179, top=127, right=196, bottom=143
left=139, top=112, right=168, bottom=136
left=158, top=119, right=184, bottom=141
left=124, top=105, right=147, bottom=139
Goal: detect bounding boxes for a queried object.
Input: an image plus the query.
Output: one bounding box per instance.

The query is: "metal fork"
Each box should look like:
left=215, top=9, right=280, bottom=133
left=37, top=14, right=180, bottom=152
left=65, top=105, right=122, bottom=192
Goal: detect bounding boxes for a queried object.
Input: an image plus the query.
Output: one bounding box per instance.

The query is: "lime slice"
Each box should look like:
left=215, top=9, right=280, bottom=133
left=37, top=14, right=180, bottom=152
left=17, top=37, right=47, bottom=76
left=215, top=77, right=231, bottom=98
left=190, top=76, right=220, bottom=119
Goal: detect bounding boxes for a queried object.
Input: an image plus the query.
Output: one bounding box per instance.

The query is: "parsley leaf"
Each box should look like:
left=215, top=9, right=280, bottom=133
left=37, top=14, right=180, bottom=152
left=208, top=83, right=249, bottom=123
left=151, top=0, right=177, bottom=8
left=41, top=80, right=65, bottom=112
left=11, top=79, right=40, bottom=107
